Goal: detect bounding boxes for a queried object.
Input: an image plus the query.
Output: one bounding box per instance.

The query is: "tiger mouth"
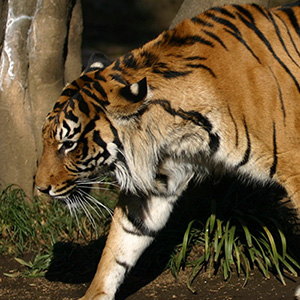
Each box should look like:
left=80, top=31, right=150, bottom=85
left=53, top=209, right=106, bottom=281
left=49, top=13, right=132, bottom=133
left=50, top=185, right=77, bottom=199
left=52, top=186, right=90, bottom=201
left=50, top=177, right=96, bottom=199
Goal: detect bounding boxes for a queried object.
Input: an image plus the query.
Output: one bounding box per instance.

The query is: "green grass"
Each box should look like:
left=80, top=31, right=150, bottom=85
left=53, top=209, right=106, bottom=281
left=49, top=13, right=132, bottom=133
left=168, top=180, right=300, bottom=291
left=1, top=180, right=300, bottom=287
left=0, top=184, right=117, bottom=277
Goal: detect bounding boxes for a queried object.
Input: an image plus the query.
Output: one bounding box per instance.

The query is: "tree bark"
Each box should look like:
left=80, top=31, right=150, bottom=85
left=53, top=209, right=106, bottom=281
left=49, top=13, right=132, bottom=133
left=0, top=0, right=82, bottom=197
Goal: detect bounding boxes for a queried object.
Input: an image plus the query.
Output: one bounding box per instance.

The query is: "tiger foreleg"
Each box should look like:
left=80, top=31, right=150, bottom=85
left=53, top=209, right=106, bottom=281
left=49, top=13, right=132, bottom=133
left=79, top=192, right=179, bottom=300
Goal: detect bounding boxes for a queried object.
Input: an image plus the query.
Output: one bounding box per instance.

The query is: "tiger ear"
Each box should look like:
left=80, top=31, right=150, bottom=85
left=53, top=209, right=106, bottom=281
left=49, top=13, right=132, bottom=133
left=107, top=78, right=149, bottom=117
left=83, top=52, right=111, bottom=73
left=119, top=77, right=148, bottom=103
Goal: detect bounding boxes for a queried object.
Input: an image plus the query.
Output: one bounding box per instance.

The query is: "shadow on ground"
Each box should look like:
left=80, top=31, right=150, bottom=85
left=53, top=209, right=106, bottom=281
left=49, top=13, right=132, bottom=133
left=45, top=175, right=300, bottom=299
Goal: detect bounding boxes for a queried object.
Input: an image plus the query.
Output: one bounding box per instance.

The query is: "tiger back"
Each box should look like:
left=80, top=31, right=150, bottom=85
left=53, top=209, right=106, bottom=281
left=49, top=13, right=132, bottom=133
left=36, top=2, right=300, bottom=300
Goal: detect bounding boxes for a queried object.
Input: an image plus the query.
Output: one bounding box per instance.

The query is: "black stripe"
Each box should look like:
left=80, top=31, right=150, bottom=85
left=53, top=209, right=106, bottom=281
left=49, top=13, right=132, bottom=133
left=93, top=81, right=107, bottom=99
left=268, top=11, right=300, bottom=67
left=209, top=133, right=220, bottom=155
left=185, top=56, right=207, bottom=61
left=81, top=137, right=89, bottom=160
left=237, top=118, right=251, bottom=168
left=110, top=73, right=128, bottom=85
left=54, top=183, right=76, bottom=195
left=67, top=124, right=82, bottom=139
left=91, top=102, right=105, bottom=114
left=169, top=35, right=214, bottom=47
left=268, top=66, right=286, bottom=123
left=80, top=145, right=101, bottom=165
left=227, top=105, right=239, bottom=147
left=62, top=121, right=71, bottom=137
left=176, top=108, right=213, bottom=131
left=112, top=58, right=122, bottom=71
left=233, top=5, right=255, bottom=22
left=122, top=52, right=137, bottom=69
left=93, top=130, right=110, bottom=162
left=76, top=90, right=90, bottom=117
left=116, top=260, right=131, bottom=270
left=64, top=110, right=79, bottom=123
left=68, top=98, right=75, bottom=109
left=237, top=12, right=300, bottom=92
left=65, top=163, right=79, bottom=173
left=81, top=119, right=96, bottom=138
left=206, top=12, right=261, bottom=63
left=186, top=63, right=216, bottom=78
left=122, top=225, right=142, bottom=236
left=206, top=12, right=241, bottom=34
left=115, top=98, right=217, bottom=154
left=153, top=68, right=192, bottom=78
left=275, top=13, right=300, bottom=59
left=93, top=130, right=106, bottom=148
left=53, top=100, right=67, bottom=111
left=71, top=79, right=80, bottom=90
left=85, top=83, right=110, bottom=108
left=140, top=50, right=159, bottom=67
left=191, top=17, right=214, bottom=27
left=126, top=212, right=157, bottom=237
left=94, top=71, right=107, bottom=82
left=61, top=87, right=78, bottom=97
left=270, top=122, right=278, bottom=178
left=224, top=28, right=261, bottom=63
left=251, top=3, right=269, bottom=19
left=127, top=98, right=215, bottom=135
left=278, top=8, right=300, bottom=38
left=80, top=74, right=94, bottom=83
left=109, top=122, right=123, bottom=148
left=210, top=7, right=236, bottom=19
left=202, top=29, right=228, bottom=50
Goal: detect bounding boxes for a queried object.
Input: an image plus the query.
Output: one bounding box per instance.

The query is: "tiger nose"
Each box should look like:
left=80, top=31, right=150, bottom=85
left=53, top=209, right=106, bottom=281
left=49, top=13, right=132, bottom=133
left=36, top=185, right=51, bottom=195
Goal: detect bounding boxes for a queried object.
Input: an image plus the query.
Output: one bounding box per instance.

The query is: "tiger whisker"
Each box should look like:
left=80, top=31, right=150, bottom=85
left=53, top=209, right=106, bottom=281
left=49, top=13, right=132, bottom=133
left=76, top=177, right=119, bottom=187
left=79, top=189, right=113, bottom=217
left=77, top=182, right=119, bottom=189
left=77, top=189, right=107, bottom=220
left=76, top=185, right=113, bottom=191
left=66, top=196, right=81, bottom=230
left=74, top=194, right=98, bottom=234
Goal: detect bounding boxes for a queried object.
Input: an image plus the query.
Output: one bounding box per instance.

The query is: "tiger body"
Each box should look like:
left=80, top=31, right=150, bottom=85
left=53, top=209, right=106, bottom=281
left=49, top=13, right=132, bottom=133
left=36, top=2, right=300, bottom=299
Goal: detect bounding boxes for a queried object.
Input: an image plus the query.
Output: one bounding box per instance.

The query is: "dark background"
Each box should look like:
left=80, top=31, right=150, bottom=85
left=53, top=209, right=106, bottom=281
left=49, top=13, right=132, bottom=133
left=81, top=0, right=183, bottom=64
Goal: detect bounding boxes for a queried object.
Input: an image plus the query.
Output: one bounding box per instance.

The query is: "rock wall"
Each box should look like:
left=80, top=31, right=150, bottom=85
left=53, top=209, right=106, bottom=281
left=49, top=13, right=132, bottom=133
left=0, top=0, right=82, bottom=197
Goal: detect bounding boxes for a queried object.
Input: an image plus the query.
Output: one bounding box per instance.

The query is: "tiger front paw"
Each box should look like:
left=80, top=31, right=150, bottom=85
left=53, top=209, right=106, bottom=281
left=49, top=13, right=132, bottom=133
left=78, top=292, right=114, bottom=300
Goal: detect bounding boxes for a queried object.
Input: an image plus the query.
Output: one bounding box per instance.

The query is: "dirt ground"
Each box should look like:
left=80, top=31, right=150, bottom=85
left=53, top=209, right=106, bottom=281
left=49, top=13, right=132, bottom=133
left=1, top=253, right=300, bottom=300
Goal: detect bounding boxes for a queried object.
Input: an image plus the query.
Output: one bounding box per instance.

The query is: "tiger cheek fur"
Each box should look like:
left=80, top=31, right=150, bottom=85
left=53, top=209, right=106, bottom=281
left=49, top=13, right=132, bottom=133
left=36, top=2, right=300, bottom=300
left=35, top=142, right=73, bottom=196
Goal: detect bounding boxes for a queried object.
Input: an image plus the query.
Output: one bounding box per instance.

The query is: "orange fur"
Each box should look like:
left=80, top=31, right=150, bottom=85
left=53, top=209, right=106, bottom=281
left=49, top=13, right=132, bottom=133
left=36, top=2, right=300, bottom=299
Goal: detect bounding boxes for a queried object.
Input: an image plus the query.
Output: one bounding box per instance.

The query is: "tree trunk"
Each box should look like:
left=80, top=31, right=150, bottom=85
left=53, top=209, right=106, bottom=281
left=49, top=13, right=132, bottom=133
left=0, top=0, right=82, bottom=197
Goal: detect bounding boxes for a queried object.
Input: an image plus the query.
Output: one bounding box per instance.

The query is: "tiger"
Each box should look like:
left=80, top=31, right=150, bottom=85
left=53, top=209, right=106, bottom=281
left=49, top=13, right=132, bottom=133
left=35, top=1, right=300, bottom=299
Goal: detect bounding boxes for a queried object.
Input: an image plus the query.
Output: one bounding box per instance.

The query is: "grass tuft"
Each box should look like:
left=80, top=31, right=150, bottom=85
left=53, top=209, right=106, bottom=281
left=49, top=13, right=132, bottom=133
left=0, top=184, right=116, bottom=277
left=169, top=180, right=300, bottom=291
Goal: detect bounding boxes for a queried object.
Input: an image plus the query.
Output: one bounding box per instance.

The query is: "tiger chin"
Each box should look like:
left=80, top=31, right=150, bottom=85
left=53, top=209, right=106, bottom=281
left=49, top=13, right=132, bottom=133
left=36, top=2, right=300, bottom=299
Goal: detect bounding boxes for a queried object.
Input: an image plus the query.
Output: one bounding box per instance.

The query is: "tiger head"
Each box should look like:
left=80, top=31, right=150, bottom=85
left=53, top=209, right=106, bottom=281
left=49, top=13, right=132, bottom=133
left=35, top=53, right=151, bottom=201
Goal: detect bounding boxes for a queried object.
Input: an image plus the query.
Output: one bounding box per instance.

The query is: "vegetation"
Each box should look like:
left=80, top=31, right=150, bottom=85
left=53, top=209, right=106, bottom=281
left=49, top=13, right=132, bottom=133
left=169, top=179, right=300, bottom=291
left=0, top=185, right=116, bottom=277
left=0, top=180, right=300, bottom=288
